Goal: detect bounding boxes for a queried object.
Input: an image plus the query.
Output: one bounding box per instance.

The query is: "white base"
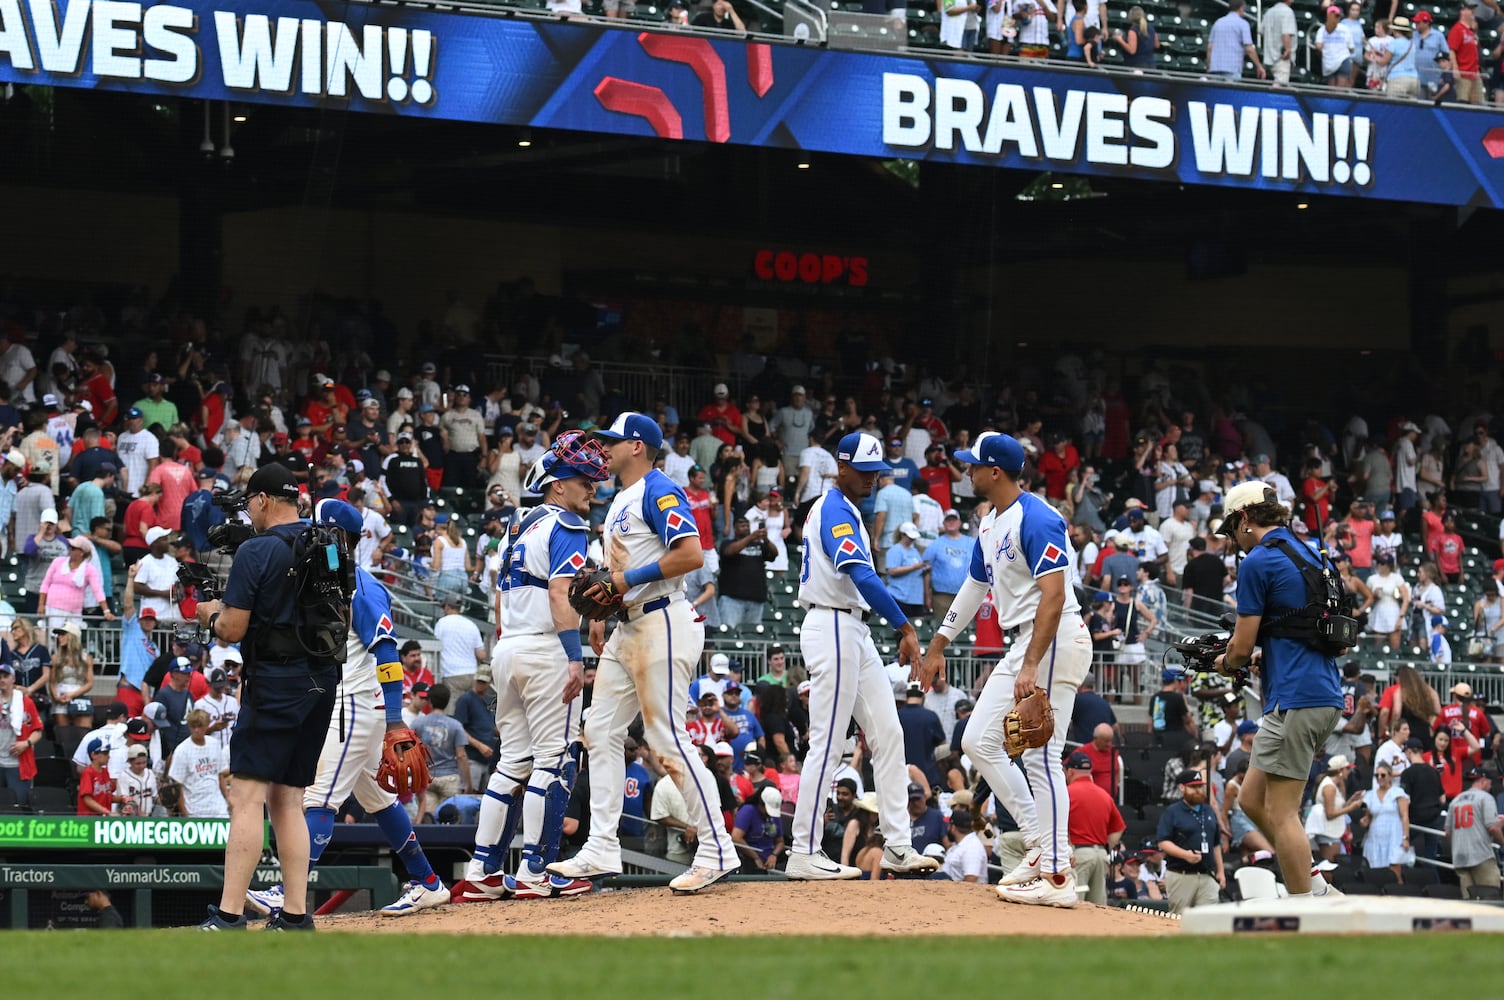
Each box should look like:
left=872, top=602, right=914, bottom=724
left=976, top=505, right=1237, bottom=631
left=1180, top=895, right=1504, bottom=935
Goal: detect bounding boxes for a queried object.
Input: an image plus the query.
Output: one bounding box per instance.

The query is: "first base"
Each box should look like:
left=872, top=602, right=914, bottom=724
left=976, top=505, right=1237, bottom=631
left=1180, top=895, right=1504, bottom=935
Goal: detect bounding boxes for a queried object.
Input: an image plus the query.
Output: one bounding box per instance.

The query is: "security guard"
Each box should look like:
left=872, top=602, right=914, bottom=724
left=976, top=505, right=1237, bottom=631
left=1213, top=480, right=1345, bottom=899
left=1155, top=769, right=1223, bottom=914
left=196, top=463, right=340, bottom=931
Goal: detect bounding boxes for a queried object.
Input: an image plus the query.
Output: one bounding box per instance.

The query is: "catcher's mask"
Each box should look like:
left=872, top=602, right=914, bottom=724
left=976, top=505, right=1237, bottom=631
left=524, top=431, right=611, bottom=495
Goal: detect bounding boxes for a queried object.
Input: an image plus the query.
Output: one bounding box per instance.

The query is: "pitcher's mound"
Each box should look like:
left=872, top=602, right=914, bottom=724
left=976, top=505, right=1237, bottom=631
left=326, top=881, right=1171, bottom=936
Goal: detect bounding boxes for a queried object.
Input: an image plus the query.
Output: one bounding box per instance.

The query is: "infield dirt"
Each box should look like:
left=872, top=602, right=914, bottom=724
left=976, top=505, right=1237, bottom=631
left=324, top=880, right=1171, bottom=936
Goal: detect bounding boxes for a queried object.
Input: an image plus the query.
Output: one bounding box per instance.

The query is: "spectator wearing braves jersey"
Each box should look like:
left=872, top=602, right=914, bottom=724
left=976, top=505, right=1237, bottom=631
left=622, top=741, right=651, bottom=850
left=548, top=412, right=738, bottom=896
left=922, top=431, right=1093, bottom=907
left=783, top=431, right=936, bottom=881
left=1446, top=768, right=1504, bottom=893
left=687, top=691, right=738, bottom=746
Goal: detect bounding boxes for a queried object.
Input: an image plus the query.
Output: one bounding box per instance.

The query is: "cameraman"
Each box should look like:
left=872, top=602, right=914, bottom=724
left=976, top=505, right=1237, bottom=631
left=1213, top=481, right=1342, bottom=899
left=194, top=464, right=339, bottom=931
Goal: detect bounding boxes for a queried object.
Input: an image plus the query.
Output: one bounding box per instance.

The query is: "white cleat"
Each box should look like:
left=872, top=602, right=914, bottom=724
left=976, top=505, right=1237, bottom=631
left=668, top=865, right=738, bottom=894
left=245, top=884, right=285, bottom=916
left=784, top=851, right=862, bottom=880
left=998, top=848, right=1042, bottom=886
left=381, top=880, right=450, bottom=916
left=997, top=872, right=1078, bottom=907
left=880, top=845, right=940, bottom=874
left=546, top=854, right=620, bottom=880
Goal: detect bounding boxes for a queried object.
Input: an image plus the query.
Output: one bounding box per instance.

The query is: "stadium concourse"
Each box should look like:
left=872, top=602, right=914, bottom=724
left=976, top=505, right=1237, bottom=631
left=0, top=285, right=1501, bottom=928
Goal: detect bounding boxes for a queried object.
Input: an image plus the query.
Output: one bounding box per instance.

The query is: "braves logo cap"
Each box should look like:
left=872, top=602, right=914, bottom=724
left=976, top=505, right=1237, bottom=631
left=836, top=432, right=888, bottom=472
left=595, top=411, right=663, bottom=450
left=313, top=498, right=363, bottom=534
left=954, top=432, right=1025, bottom=473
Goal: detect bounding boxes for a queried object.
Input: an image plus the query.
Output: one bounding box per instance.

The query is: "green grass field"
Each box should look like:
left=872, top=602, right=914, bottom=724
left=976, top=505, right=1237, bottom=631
left=6, top=933, right=1501, bottom=996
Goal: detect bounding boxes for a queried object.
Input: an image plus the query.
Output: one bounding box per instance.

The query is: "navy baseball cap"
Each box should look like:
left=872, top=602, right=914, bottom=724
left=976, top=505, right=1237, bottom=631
left=127, top=406, right=144, bottom=420
left=1066, top=751, right=1093, bottom=771
left=313, top=498, right=363, bottom=535
left=836, top=432, right=887, bottom=471
left=906, top=781, right=927, bottom=798
left=87, top=737, right=108, bottom=756
left=595, top=411, right=663, bottom=450
left=954, top=432, right=1025, bottom=473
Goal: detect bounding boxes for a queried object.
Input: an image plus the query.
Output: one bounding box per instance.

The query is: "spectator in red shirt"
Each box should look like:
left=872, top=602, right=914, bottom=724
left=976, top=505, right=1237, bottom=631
left=920, top=444, right=962, bottom=508
left=1435, top=682, right=1494, bottom=745
left=0, top=662, right=43, bottom=807
left=1300, top=459, right=1333, bottom=532
left=697, top=384, right=742, bottom=447
left=1430, top=513, right=1465, bottom=583
left=1079, top=723, right=1124, bottom=801
left=78, top=354, right=118, bottom=426
left=1449, top=4, right=1483, bottom=103
left=146, top=439, right=195, bottom=530
left=303, top=377, right=349, bottom=436
left=684, top=465, right=716, bottom=555
left=1343, top=500, right=1376, bottom=581
left=1065, top=752, right=1126, bottom=904
left=78, top=738, right=116, bottom=814
left=1425, top=726, right=1481, bottom=800
left=1038, top=434, right=1081, bottom=501
left=201, top=381, right=231, bottom=443
left=686, top=691, right=739, bottom=747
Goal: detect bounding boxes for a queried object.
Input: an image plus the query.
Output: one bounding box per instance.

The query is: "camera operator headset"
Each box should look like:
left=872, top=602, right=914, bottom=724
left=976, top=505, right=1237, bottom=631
left=192, top=462, right=343, bottom=930
left=1211, top=480, right=1354, bottom=899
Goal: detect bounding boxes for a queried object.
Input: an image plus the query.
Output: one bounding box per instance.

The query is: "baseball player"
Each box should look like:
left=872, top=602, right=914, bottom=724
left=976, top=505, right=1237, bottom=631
left=785, top=431, right=939, bottom=880
left=245, top=499, right=448, bottom=918
left=919, top=432, right=1092, bottom=906
left=547, top=412, right=738, bottom=895
left=449, top=434, right=606, bottom=902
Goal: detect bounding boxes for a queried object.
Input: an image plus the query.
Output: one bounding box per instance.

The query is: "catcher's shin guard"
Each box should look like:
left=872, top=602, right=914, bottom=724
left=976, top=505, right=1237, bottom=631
left=478, top=770, right=529, bottom=876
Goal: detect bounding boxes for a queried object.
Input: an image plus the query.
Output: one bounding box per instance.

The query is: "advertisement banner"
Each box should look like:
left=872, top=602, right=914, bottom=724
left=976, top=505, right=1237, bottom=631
left=0, top=814, right=266, bottom=850
left=1, top=0, right=1502, bottom=206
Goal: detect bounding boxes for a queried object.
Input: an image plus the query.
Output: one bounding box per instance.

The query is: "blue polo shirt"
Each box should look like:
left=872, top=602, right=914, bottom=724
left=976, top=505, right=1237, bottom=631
left=1156, top=799, right=1219, bottom=873
left=922, top=533, right=974, bottom=595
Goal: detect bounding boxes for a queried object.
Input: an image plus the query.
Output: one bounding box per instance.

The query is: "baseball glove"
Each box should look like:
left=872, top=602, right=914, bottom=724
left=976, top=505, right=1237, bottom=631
left=569, top=567, right=624, bottom=622
left=377, top=728, right=431, bottom=796
left=1002, top=689, right=1054, bottom=758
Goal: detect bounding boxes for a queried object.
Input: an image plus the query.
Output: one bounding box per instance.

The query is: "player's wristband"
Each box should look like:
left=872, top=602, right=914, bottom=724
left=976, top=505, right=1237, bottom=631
left=559, top=629, right=583, bottom=663
left=623, top=562, right=664, bottom=588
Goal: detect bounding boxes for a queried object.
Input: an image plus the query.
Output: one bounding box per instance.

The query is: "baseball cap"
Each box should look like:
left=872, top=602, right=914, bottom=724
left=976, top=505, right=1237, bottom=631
left=396, top=387, right=414, bottom=400
left=125, top=718, right=151, bottom=742
left=595, top=411, right=663, bottom=450
left=247, top=462, right=300, bottom=501
left=126, top=744, right=149, bottom=760
left=313, top=498, right=362, bottom=535
left=54, top=622, right=83, bottom=643
left=743, top=750, right=763, bottom=766
left=1237, top=720, right=1258, bottom=736
left=955, top=431, right=1026, bottom=473
left=836, top=432, right=887, bottom=472
left=904, top=680, right=923, bottom=697
left=943, top=509, right=960, bottom=520
left=1198, top=480, right=1219, bottom=494
left=1452, top=682, right=1475, bottom=698
left=1432, top=615, right=1447, bottom=628
left=1175, top=769, right=1206, bottom=786
left=1465, top=765, right=1495, bottom=781
left=86, top=737, right=109, bottom=756
left=1161, top=667, right=1184, bottom=682
left=207, top=667, right=230, bottom=687
left=898, top=522, right=920, bottom=540
left=1414, top=8, right=1431, bottom=19
left=127, top=406, right=144, bottom=420
left=1065, top=751, right=1093, bottom=771
left=1399, top=419, right=1420, bottom=432
left=711, top=740, right=734, bottom=758
left=906, top=781, right=927, bottom=799
left=709, top=653, right=731, bottom=675
left=145, top=526, right=173, bottom=545
left=1093, top=590, right=1111, bottom=603
left=1116, top=575, right=1133, bottom=587
left=713, top=383, right=729, bottom=398
left=1326, top=754, right=1351, bottom=770
left=797, top=680, right=812, bottom=695
left=791, top=385, right=806, bottom=395
left=41, top=392, right=59, bottom=408
left=196, top=467, right=217, bottom=481
left=886, top=437, right=903, bottom=447
left=1218, top=481, right=1279, bottom=533
left=760, top=785, right=783, bottom=814
left=39, top=508, right=58, bottom=525
left=170, top=656, right=193, bottom=674
left=922, top=842, right=948, bottom=859
left=143, top=702, right=169, bottom=726
left=420, top=362, right=437, bottom=373
left=374, top=370, right=392, bottom=383
left=0, top=663, right=11, bottom=675
left=1404, top=737, right=1426, bottom=750
left=1381, top=510, right=1396, bottom=520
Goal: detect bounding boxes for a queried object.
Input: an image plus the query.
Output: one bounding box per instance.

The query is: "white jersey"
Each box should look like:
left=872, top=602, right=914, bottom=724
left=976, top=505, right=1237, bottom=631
left=603, top=469, right=700, bottom=607
left=356, top=508, right=391, bottom=568
left=116, top=428, right=160, bottom=496
left=337, top=565, right=403, bottom=705
left=498, top=503, right=589, bottom=636
left=117, top=766, right=159, bottom=815
left=797, top=489, right=874, bottom=612
left=1122, top=523, right=1167, bottom=562
left=193, top=693, right=240, bottom=752
left=167, top=737, right=229, bottom=817
left=969, top=492, right=1081, bottom=629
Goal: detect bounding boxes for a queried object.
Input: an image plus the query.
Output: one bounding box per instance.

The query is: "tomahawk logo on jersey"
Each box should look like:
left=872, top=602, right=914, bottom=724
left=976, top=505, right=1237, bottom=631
left=603, top=468, right=699, bottom=606
left=966, top=493, right=1081, bottom=630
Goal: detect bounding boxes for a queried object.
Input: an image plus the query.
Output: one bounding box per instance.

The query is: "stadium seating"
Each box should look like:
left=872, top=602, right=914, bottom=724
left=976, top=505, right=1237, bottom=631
left=28, top=787, right=74, bottom=814
left=1422, top=882, right=1463, bottom=899
left=0, top=787, right=20, bottom=813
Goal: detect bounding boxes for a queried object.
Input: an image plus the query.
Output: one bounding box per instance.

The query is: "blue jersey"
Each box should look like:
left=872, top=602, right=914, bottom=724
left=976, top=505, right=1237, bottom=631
left=1236, top=527, right=1343, bottom=713
left=119, top=615, right=158, bottom=689
left=723, top=707, right=764, bottom=769
left=922, top=532, right=973, bottom=595
left=623, top=761, right=651, bottom=837
left=346, top=565, right=401, bottom=702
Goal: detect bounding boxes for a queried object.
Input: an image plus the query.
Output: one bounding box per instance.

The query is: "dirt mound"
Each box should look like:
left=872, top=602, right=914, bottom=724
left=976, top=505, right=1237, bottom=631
left=326, top=880, right=1171, bottom=936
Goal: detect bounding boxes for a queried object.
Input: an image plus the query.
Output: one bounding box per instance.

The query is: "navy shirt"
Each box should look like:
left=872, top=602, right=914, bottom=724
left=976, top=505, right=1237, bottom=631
left=222, top=521, right=311, bottom=659
left=623, top=761, right=650, bottom=837
left=910, top=805, right=947, bottom=852
left=897, top=703, right=948, bottom=787
left=181, top=488, right=225, bottom=552
left=1069, top=691, right=1117, bottom=745
left=453, top=688, right=498, bottom=763
left=1237, top=527, right=1343, bottom=712
left=1156, top=799, right=1219, bottom=873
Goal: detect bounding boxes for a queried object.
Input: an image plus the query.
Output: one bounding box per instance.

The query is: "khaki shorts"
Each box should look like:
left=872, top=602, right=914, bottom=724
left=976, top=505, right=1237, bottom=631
left=1252, top=706, right=1341, bottom=780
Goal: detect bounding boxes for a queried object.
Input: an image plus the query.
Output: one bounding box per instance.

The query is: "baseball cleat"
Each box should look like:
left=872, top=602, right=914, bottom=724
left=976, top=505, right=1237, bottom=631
left=244, top=884, right=285, bottom=916
left=668, top=865, right=738, bottom=894
left=998, top=848, right=1042, bottom=886
left=448, top=875, right=511, bottom=903
left=784, top=850, right=862, bottom=880
left=506, top=871, right=596, bottom=899
left=546, top=855, right=620, bottom=881
left=265, top=911, right=318, bottom=931
left=997, top=872, right=1078, bottom=908
left=880, top=845, right=940, bottom=874
left=381, top=879, right=450, bottom=916
left=198, top=904, right=248, bottom=931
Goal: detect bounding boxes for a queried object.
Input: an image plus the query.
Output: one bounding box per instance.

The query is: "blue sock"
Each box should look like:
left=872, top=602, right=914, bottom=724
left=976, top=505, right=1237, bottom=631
left=306, top=807, right=337, bottom=868
left=375, top=803, right=438, bottom=887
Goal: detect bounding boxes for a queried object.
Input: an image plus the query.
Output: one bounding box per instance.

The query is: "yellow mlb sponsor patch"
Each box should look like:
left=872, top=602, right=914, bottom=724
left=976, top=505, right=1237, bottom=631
left=657, top=495, right=679, bottom=511
left=830, top=523, right=854, bottom=538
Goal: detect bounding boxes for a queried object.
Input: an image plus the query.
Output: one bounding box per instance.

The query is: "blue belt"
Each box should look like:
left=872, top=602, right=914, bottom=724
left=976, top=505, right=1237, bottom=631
left=625, top=594, right=680, bottom=621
